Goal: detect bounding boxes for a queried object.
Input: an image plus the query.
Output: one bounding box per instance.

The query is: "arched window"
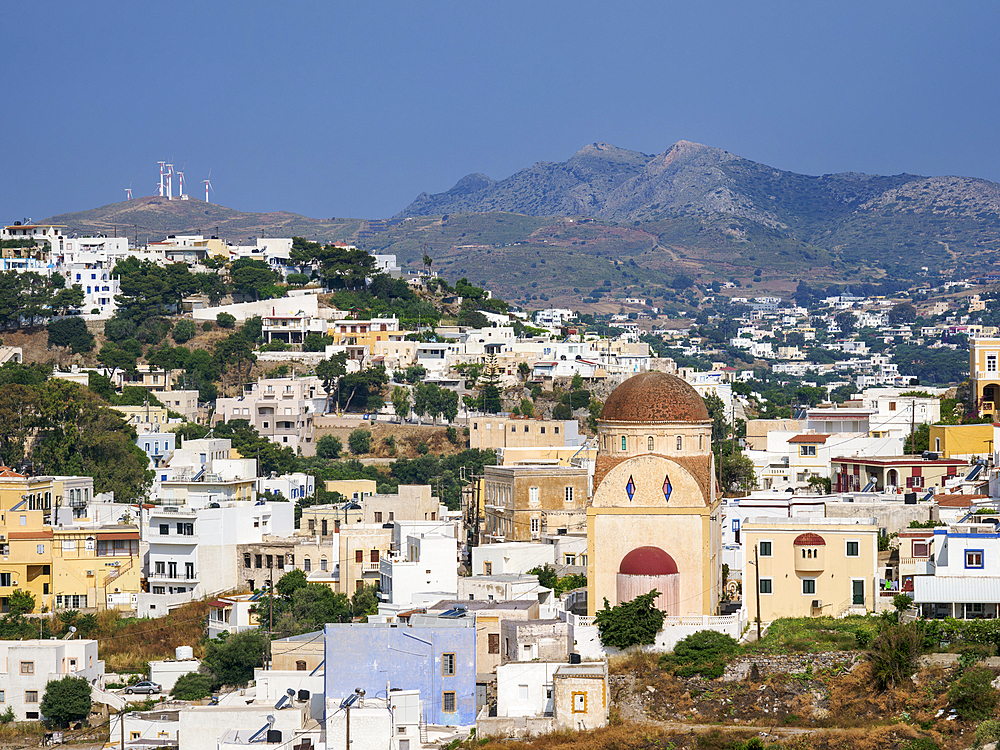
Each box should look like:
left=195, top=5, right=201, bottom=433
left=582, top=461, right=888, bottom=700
left=621, top=436, right=627, bottom=452
left=647, top=436, right=654, bottom=452
left=676, top=436, right=683, bottom=451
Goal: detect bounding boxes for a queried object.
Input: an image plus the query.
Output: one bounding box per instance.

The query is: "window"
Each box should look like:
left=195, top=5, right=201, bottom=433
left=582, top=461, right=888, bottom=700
left=20, top=662, right=33, bottom=675
left=159, top=523, right=169, bottom=536
left=759, top=578, right=773, bottom=595
left=488, top=634, right=499, bottom=654
left=621, top=436, right=627, bottom=451
left=647, top=436, right=654, bottom=451
left=371, top=550, right=379, bottom=563
left=800, top=445, right=817, bottom=456
left=442, top=692, right=456, bottom=713
left=355, top=550, right=363, bottom=563
left=255, top=555, right=262, bottom=569
left=758, top=541, right=772, bottom=557
left=565, top=554, right=577, bottom=566
left=25, top=691, right=38, bottom=703
left=185, top=563, right=195, bottom=579
left=244, top=554, right=251, bottom=568
left=0, top=690, right=4, bottom=702
left=304, top=558, right=311, bottom=572
left=802, top=579, right=816, bottom=595
left=442, top=653, right=455, bottom=675
left=37, top=544, right=44, bottom=554
left=565, top=487, right=574, bottom=504
left=913, top=542, right=929, bottom=558
left=573, top=692, right=587, bottom=713
left=266, top=555, right=273, bottom=569
left=846, top=541, right=860, bottom=557
left=529, top=487, right=539, bottom=506
left=320, top=558, right=328, bottom=571
left=966, top=550, right=984, bottom=569
left=484, top=561, right=493, bottom=575
left=518, top=684, right=529, bottom=701
left=155, top=561, right=165, bottom=575
left=676, top=436, right=682, bottom=451
left=247, top=579, right=254, bottom=591
left=296, top=660, right=307, bottom=671
left=375, top=512, right=383, bottom=523
left=530, top=518, right=540, bottom=534
left=988, top=355, right=998, bottom=373
left=0, top=574, right=9, bottom=587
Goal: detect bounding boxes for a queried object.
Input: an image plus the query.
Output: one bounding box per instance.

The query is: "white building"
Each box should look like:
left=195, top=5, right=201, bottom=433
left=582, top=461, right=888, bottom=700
left=214, top=377, right=326, bottom=455
left=143, top=501, right=295, bottom=613
left=0, top=639, right=102, bottom=721
left=378, top=531, right=458, bottom=607
left=258, top=472, right=315, bottom=502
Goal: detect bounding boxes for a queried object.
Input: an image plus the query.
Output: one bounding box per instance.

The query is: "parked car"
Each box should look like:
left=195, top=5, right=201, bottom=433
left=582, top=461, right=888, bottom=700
left=125, top=681, right=161, bottom=695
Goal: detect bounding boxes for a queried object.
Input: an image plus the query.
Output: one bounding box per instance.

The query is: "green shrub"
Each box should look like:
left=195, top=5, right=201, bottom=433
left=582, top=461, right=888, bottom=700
left=594, top=591, right=665, bottom=651
left=171, top=672, right=213, bottom=701
left=949, top=665, right=998, bottom=721
left=303, top=333, right=332, bottom=352
left=260, top=340, right=289, bottom=351
left=867, top=622, right=923, bottom=691
left=316, top=434, right=342, bottom=459
left=172, top=319, right=197, bottom=344
left=660, top=630, right=740, bottom=679
left=47, top=317, right=95, bottom=353
left=445, top=426, right=458, bottom=444
left=216, top=312, right=236, bottom=329
left=975, top=719, right=1000, bottom=747
left=286, top=273, right=310, bottom=287
left=0, top=707, right=13, bottom=724
left=202, top=321, right=215, bottom=332
left=348, top=428, right=371, bottom=455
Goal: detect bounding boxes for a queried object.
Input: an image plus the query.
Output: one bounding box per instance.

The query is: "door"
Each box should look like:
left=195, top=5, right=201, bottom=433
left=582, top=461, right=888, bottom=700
left=852, top=579, right=865, bottom=606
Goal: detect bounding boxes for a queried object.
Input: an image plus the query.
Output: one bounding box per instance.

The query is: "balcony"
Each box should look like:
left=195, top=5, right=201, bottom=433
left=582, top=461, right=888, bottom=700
left=899, top=557, right=935, bottom=576
left=361, top=561, right=381, bottom=573
left=148, top=571, right=199, bottom=583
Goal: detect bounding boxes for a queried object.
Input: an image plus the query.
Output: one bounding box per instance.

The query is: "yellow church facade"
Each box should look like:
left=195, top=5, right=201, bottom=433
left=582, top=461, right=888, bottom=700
left=586, top=373, right=721, bottom=617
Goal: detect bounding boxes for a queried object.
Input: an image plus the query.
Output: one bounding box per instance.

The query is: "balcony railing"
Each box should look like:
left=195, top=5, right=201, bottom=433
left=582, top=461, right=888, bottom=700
left=361, top=562, right=381, bottom=573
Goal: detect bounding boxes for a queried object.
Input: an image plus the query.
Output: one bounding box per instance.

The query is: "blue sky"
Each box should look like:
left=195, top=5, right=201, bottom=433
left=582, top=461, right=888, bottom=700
left=4, top=2, right=998, bottom=222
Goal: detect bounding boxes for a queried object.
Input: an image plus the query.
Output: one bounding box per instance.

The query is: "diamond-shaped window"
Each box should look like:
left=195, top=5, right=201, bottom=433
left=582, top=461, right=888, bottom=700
left=663, top=475, right=672, bottom=503
left=625, top=475, right=636, bottom=502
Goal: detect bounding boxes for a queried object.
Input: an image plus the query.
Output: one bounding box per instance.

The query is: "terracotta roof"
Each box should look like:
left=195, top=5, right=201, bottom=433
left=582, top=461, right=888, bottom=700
left=599, top=372, right=710, bottom=424
left=0, top=466, right=25, bottom=478
left=619, top=546, right=679, bottom=576
left=936, top=494, right=984, bottom=507
left=787, top=434, right=831, bottom=444
left=592, top=456, right=628, bottom=495
left=8, top=529, right=53, bottom=540
left=793, top=532, right=826, bottom=546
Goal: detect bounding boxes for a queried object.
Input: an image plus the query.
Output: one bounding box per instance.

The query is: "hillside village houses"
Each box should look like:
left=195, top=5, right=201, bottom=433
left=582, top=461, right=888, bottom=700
left=11, top=221, right=1000, bottom=743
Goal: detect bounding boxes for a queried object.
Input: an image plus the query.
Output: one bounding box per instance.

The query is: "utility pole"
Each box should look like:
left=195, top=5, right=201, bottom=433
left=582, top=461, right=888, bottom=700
left=910, top=398, right=916, bottom=455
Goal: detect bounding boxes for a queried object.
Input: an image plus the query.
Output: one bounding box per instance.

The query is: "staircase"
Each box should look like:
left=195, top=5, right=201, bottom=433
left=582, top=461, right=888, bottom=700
left=104, top=557, right=134, bottom=587
left=419, top=717, right=428, bottom=744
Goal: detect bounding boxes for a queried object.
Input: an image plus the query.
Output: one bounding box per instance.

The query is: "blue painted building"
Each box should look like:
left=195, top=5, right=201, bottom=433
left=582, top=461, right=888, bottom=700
left=324, top=614, right=476, bottom=726
left=136, top=432, right=176, bottom=469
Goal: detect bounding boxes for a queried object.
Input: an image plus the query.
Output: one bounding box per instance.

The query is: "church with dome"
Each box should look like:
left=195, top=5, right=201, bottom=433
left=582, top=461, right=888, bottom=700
left=586, top=372, right=722, bottom=617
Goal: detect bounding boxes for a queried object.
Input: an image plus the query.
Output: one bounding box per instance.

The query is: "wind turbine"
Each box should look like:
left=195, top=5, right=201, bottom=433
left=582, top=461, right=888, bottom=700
left=166, top=163, right=174, bottom=200
left=203, top=169, right=213, bottom=203
left=125, top=181, right=133, bottom=201
left=178, top=171, right=188, bottom=200
left=158, top=161, right=165, bottom=197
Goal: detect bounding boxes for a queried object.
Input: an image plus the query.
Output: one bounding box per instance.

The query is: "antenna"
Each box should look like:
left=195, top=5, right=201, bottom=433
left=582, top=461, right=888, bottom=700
left=166, top=163, right=173, bottom=200
left=158, top=161, right=165, bottom=197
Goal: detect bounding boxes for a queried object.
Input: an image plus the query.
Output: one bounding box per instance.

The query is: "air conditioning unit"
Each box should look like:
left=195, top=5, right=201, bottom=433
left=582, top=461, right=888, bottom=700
left=86, top=570, right=94, bottom=577
left=811, top=600, right=822, bottom=609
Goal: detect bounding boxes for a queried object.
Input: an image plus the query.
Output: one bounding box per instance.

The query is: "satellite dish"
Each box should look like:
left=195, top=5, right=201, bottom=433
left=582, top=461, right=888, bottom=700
left=266, top=715, right=275, bottom=725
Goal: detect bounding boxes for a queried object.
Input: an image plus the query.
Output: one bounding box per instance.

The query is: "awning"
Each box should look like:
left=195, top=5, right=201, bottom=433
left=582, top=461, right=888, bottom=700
left=913, top=576, right=1000, bottom=604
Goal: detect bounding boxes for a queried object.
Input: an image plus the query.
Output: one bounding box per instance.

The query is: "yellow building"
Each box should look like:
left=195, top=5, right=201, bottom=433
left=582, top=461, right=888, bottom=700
left=586, top=373, right=721, bottom=617
left=51, top=526, right=141, bottom=611
left=928, top=423, right=996, bottom=458
left=324, top=479, right=377, bottom=500
left=0, top=467, right=140, bottom=612
left=111, top=404, right=170, bottom=433
left=742, top=519, right=878, bottom=621
left=0, top=468, right=54, bottom=612
left=970, top=337, right=1000, bottom=417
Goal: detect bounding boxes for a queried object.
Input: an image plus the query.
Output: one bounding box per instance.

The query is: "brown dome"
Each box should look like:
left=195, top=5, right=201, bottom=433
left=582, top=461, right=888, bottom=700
left=793, top=533, right=826, bottom=546
left=619, top=546, right=679, bottom=576
left=600, top=372, right=710, bottom=423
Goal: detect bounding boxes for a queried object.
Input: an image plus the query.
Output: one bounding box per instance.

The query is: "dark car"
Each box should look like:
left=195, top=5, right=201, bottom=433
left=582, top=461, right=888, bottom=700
left=125, top=681, right=161, bottom=695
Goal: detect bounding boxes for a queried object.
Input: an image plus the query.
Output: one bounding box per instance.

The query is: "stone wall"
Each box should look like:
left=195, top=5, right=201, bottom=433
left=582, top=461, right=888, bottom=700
left=722, top=651, right=862, bottom=681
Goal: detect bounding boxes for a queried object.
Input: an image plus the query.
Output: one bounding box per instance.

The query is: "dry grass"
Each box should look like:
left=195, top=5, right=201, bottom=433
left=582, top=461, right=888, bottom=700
left=98, top=600, right=209, bottom=673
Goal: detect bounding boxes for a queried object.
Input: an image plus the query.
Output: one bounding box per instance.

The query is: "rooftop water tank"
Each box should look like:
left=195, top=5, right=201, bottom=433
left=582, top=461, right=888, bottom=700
left=176, top=645, right=194, bottom=661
